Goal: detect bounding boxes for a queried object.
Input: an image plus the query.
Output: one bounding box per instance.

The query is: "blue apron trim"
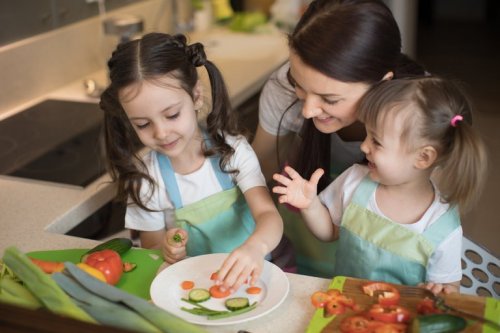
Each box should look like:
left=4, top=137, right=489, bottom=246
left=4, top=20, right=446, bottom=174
left=351, top=175, right=378, bottom=206
left=157, top=135, right=235, bottom=208
left=422, top=206, right=461, bottom=247
left=157, top=153, right=183, bottom=209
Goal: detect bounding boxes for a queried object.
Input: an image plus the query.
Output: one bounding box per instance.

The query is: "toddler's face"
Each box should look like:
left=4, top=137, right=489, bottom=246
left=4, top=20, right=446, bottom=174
left=119, top=77, right=203, bottom=160
left=360, top=112, right=420, bottom=186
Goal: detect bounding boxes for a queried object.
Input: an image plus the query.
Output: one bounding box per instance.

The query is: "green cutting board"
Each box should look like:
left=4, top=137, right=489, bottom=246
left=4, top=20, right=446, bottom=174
left=27, top=248, right=164, bottom=300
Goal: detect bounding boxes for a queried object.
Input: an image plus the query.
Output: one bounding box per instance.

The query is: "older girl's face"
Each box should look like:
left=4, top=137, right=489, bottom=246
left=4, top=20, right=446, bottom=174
left=119, top=77, right=203, bottom=161
left=289, top=51, right=370, bottom=134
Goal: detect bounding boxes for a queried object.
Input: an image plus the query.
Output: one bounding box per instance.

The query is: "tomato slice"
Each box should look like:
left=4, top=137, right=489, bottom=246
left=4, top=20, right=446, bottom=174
left=362, top=282, right=401, bottom=306
left=367, top=304, right=411, bottom=323
left=339, top=315, right=374, bottom=333
left=324, top=298, right=346, bottom=316
left=209, top=285, right=231, bottom=298
left=210, top=271, right=219, bottom=281
left=180, top=280, right=195, bottom=290
left=311, top=291, right=332, bottom=308
left=246, top=286, right=262, bottom=294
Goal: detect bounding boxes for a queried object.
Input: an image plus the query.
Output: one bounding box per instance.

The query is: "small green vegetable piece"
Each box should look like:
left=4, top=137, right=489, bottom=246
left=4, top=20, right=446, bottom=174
left=412, top=314, right=467, bottom=333
left=181, top=298, right=258, bottom=320
left=225, top=297, right=249, bottom=311
left=188, top=288, right=211, bottom=303
left=172, top=233, right=183, bottom=243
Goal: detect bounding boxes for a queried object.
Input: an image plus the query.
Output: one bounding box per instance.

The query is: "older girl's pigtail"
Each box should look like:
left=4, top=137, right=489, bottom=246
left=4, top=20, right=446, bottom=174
left=190, top=42, right=239, bottom=173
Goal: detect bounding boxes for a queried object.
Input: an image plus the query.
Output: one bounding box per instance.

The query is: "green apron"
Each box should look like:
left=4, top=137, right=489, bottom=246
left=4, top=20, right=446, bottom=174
left=334, top=175, right=460, bottom=286
left=157, top=153, right=255, bottom=257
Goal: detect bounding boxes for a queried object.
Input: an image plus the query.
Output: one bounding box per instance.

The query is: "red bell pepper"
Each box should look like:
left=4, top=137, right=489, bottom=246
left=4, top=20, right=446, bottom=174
left=362, top=282, right=401, bottom=306
left=84, top=249, right=123, bottom=285
left=367, top=304, right=412, bottom=324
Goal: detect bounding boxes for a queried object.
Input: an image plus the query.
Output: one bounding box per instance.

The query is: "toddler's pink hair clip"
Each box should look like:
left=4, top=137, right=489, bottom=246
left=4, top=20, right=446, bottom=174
left=450, top=115, right=463, bottom=127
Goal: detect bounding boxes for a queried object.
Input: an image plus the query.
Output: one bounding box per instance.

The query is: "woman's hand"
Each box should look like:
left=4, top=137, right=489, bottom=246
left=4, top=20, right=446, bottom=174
left=215, top=241, right=266, bottom=294
left=272, top=166, right=324, bottom=209
left=162, top=228, right=188, bottom=264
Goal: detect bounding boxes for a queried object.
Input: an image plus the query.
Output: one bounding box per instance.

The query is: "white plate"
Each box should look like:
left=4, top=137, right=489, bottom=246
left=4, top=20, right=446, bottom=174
left=150, top=253, right=289, bottom=326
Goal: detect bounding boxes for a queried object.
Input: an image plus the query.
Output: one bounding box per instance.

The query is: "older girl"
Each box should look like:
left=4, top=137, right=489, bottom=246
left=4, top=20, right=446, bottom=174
left=100, top=33, right=283, bottom=292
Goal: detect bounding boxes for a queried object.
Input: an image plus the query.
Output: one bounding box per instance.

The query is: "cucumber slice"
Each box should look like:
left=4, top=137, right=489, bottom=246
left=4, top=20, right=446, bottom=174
left=225, top=297, right=249, bottom=311
left=188, top=289, right=211, bottom=303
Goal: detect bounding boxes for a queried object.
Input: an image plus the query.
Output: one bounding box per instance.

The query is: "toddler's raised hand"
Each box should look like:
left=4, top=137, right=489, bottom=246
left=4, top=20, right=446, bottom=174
left=162, top=228, right=188, bottom=264
left=272, top=166, right=324, bottom=209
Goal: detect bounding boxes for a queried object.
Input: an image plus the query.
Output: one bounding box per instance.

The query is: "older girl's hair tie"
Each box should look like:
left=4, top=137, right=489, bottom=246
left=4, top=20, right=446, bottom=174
left=450, top=114, right=463, bottom=127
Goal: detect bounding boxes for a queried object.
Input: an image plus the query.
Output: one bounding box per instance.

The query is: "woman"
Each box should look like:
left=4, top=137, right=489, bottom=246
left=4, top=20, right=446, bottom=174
left=252, top=0, right=426, bottom=277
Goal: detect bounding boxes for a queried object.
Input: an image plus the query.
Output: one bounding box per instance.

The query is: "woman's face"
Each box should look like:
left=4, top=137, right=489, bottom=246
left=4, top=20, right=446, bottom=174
left=289, top=51, right=370, bottom=134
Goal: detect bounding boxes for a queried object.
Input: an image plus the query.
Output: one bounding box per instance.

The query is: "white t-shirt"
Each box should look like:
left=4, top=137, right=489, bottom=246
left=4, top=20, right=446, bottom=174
left=258, top=62, right=365, bottom=175
left=125, top=134, right=266, bottom=232
left=319, top=164, right=463, bottom=283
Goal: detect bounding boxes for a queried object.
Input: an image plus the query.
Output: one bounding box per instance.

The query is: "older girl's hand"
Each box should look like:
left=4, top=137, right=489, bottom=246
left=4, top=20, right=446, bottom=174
left=162, top=228, right=188, bottom=264
left=215, top=241, right=266, bottom=294
left=272, top=166, right=324, bottom=209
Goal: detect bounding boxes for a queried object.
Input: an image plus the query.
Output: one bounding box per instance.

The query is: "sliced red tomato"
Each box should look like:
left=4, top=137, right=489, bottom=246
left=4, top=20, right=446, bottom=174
left=339, top=315, right=374, bottom=333
left=416, top=297, right=441, bottom=315
left=209, top=285, right=231, bottom=298
left=210, top=271, right=219, bottom=281
left=311, top=291, right=332, bottom=308
left=324, top=298, right=346, bottom=316
left=367, top=304, right=411, bottom=324
left=362, top=282, right=401, bottom=306
left=246, top=286, right=262, bottom=294
left=84, top=249, right=123, bottom=285
left=181, top=280, right=195, bottom=290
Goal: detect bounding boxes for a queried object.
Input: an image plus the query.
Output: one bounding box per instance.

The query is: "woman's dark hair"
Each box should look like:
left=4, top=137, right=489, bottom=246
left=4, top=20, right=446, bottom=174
left=100, top=32, right=238, bottom=211
left=285, top=0, right=425, bottom=191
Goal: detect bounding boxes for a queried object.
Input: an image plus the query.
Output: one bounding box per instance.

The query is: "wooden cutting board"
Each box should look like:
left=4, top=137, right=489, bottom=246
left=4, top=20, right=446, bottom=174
left=27, top=248, right=164, bottom=300
left=306, top=276, right=500, bottom=333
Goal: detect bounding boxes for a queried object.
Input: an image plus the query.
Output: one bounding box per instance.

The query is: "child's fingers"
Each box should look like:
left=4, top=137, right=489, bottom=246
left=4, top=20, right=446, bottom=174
left=248, top=266, right=262, bottom=286
left=283, top=166, right=301, bottom=180
left=272, top=173, right=291, bottom=186
left=310, top=168, right=325, bottom=185
left=272, top=185, right=288, bottom=195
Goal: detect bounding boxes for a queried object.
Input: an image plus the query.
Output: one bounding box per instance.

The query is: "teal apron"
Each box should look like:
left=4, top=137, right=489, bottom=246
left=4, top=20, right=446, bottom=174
left=334, top=175, right=460, bottom=286
left=157, top=153, right=255, bottom=257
